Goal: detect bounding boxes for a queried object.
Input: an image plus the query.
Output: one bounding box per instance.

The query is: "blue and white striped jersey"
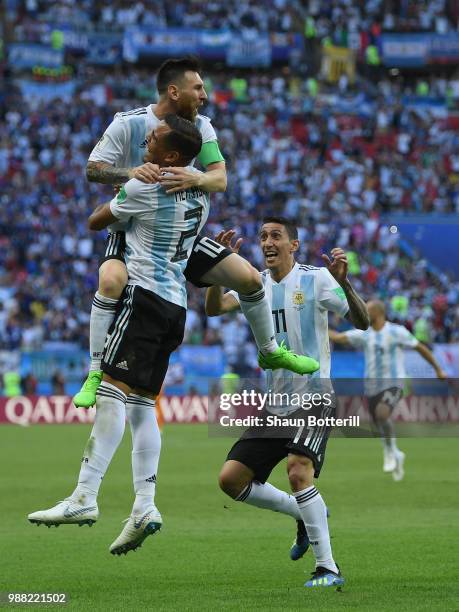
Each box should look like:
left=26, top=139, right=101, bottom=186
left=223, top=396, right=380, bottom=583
left=88, top=105, right=217, bottom=169
left=345, top=322, right=418, bottom=394
left=110, top=178, right=210, bottom=308
left=231, top=262, right=349, bottom=415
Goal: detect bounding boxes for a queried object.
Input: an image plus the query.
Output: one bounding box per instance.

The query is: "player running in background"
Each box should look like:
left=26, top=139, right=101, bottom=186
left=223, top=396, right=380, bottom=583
left=206, top=218, right=369, bottom=589
left=329, top=300, right=446, bottom=481
left=28, top=116, right=208, bottom=555
left=75, top=56, right=317, bottom=409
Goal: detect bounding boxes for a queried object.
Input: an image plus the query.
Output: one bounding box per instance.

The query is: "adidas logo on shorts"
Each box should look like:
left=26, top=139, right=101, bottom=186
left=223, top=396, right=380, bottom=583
left=116, top=360, right=129, bottom=370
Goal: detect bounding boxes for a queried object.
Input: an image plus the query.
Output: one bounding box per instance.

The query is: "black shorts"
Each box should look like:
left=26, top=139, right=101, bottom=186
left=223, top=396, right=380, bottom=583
left=184, top=235, right=232, bottom=288
left=101, top=285, right=186, bottom=394
left=100, top=232, right=231, bottom=288
left=101, top=231, right=126, bottom=264
left=368, top=387, right=403, bottom=421
left=226, top=404, right=334, bottom=481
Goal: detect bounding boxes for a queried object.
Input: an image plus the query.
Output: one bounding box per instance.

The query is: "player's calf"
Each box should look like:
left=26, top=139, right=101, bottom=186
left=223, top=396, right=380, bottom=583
left=286, top=444, right=339, bottom=580
left=373, top=409, right=398, bottom=473
left=238, top=264, right=263, bottom=295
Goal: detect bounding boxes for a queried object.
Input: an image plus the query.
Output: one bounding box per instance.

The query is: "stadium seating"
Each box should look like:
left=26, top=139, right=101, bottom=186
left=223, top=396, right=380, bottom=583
left=1, top=0, right=458, bottom=387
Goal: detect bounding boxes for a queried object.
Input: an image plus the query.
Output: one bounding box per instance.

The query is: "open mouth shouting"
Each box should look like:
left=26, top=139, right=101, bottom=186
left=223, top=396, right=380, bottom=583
left=264, top=249, right=278, bottom=263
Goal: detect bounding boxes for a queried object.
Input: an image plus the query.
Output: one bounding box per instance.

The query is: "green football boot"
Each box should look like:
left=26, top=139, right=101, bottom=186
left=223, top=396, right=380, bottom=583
left=258, top=341, right=319, bottom=375
left=73, top=370, right=103, bottom=408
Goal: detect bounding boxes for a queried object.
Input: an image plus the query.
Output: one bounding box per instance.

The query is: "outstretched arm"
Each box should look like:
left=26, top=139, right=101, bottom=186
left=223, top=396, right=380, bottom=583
left=329, top=330, right=351, bottom=345
left=415, top=343, right=447, bottom=379
left=341, top=279, right=370, bottom=330
left=322, top=248, right=369, bottom=330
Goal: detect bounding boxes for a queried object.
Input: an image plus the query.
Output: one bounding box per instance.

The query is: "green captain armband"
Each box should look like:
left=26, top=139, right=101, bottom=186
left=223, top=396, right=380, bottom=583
left=198, top=141, right=225, bottom=167
left=116, top=186, right=127, bottom=202
left=333, top=286, right=347, bottom=301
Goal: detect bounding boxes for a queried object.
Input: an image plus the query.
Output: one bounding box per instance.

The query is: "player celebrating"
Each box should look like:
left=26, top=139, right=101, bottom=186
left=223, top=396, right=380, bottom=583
left=28, top=115, right=208, bottom=555
left=329, top=300, right=446, bottom=481
left=205, top=218, right=369, bottom=589
left=74, top=56, right=318, bottom=409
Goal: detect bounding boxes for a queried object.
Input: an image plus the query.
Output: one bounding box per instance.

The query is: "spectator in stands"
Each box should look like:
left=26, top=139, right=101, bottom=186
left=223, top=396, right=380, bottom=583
left=21, top=372, right=38, bottom=395
left=51, top=370, right=65, bottom=395
left=1, top=17, right=458, bottom=369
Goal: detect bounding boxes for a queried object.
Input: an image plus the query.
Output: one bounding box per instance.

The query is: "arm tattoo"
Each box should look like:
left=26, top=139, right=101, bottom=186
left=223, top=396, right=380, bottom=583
left=86, top=161, right=130, bottom=184
left=342, top=279, right=369, bottom=330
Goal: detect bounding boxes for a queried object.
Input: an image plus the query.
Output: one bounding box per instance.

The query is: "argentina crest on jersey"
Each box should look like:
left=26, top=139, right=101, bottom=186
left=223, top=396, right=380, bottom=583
left=292, top=290, right=305, bottom=310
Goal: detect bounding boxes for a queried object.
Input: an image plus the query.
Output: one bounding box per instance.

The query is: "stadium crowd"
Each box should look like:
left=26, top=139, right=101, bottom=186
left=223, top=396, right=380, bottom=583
left=1, top=65, right=459, bottom=361
left=8, top=0, right=459, bottom=40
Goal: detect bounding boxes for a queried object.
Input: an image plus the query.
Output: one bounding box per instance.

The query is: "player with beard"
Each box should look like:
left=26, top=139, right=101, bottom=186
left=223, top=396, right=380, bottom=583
left=75, top=57, right=319, bottom=409
left=29, top=115, right=209, bottom=554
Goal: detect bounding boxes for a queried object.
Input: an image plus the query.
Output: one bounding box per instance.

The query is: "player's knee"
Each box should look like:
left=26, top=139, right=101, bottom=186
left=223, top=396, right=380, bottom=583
left=374, top=402, right=391, bottom=422
left=99, top=274, right=125, bottom=299
left=99, top=261, right=128, bottom=299
left=238, top=264, right=262, bottom=295
left=288, top=468, right=308, bottom=491
left=218, top=467, right=249, bottom=499
left=218, top=471, right=239, bottom=498
left=287, top=455, right=314, bottom=490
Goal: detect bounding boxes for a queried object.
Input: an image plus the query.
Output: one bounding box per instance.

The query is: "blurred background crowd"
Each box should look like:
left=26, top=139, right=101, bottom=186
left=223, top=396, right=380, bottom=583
left=9, top=0, right=459, bottom=35
left=1, top=0, right=458, bottom=392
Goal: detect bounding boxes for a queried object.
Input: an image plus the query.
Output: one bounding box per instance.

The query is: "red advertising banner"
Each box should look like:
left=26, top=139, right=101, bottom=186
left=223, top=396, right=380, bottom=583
left=0, top=396, right=96, bottom=426
left=0, top=395, right=209, bottom=425
left=0, top=394, right=458, bottom=426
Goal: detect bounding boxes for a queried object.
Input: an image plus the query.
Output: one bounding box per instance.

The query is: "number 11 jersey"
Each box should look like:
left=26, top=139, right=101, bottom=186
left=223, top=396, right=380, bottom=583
left=231, top=262, right=349, bottom=411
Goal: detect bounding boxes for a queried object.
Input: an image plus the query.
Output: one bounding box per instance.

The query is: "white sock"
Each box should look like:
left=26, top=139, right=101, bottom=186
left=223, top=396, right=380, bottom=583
left=71, top=382, right=126, bottom=505
left=236, top=481, right=301, bottom=520
left=89, top=292, right=118, bottom=371
left=126, top=394, right=161, bottom=515
left=238, top=288, right=279, bottom=354
left=380, top=419, right=398, bottom=453
left=294, top=486, right=338, bottom=573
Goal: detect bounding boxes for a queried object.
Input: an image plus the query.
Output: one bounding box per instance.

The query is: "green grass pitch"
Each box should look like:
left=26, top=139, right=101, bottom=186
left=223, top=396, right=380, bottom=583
left=0, top=424, right=458, bottom=611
